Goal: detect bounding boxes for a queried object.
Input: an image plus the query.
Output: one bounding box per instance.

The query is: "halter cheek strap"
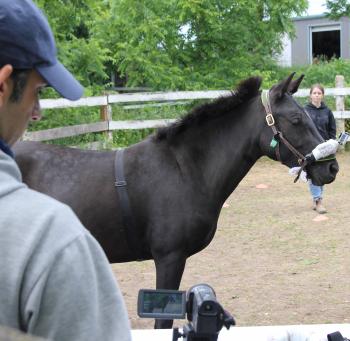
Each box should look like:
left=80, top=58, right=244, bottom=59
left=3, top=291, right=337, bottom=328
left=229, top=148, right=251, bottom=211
left=261, top=90, right=309, bottom=182
left=261, top=90, right=306, bottom=164
left=261, top=90, right=281, bottom=161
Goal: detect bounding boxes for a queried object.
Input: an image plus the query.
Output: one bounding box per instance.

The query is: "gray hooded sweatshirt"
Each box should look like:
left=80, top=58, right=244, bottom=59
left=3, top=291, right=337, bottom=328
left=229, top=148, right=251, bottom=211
left=0, top=150, right=131, bottom=341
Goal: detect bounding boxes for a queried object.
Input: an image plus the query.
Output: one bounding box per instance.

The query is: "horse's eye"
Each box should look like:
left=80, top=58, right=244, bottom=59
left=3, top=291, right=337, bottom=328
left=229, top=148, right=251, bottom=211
left=290, top=113, right=301, bottom=125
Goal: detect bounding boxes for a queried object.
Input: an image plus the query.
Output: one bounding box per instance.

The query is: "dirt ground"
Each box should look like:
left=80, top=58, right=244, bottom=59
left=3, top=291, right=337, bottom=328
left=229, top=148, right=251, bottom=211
left=112, top=152, right=350, bottom=329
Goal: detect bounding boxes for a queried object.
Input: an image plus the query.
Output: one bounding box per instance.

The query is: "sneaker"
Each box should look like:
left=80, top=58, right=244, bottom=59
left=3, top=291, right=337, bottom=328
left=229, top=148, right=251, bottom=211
left=315, top=199, right=327, bottom=214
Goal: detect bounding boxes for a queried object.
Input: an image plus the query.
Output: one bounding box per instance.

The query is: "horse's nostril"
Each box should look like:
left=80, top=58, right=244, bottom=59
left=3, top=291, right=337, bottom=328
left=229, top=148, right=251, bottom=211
left=329, top=163, right=339, bottom=175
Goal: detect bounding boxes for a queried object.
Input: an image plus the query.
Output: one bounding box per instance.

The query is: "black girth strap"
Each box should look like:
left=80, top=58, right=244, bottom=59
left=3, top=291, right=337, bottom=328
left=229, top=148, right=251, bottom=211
left=115, top=149, right=144, bottom=261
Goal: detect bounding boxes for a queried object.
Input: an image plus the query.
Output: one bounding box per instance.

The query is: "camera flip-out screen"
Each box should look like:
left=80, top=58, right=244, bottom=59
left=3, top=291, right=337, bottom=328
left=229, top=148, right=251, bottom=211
left=137, top=289, right=186, bottom=319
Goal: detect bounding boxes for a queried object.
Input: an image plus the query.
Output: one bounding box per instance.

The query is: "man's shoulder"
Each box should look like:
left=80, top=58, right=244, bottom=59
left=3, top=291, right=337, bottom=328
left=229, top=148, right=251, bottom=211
left=1, top=181, right=88, bottom=247
left=0, top=153, right=90, bottom=259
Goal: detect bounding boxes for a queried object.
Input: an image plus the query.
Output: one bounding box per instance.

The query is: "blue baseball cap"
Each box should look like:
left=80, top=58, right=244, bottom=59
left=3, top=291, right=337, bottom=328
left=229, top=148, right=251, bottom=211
left=0, top=0, right=83, bottom=100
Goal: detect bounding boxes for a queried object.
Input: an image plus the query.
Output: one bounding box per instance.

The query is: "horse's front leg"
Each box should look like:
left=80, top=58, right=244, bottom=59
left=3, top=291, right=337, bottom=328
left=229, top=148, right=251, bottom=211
left=153, top=251, right=187, bottom=329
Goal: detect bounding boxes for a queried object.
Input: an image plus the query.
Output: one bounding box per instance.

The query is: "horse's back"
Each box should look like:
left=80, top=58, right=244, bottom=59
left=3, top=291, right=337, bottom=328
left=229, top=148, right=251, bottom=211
left=13, top=141, right=139, bottom=262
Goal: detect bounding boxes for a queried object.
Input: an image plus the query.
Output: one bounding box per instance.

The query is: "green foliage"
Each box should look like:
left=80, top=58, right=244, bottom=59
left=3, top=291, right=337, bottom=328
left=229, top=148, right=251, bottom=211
left=27, top=59, right=350, bottom=147
left=326, top=0, right=350, bottom=19
left=45, top=132, right=106, bottom=147
left=32, top=0, right=308, bottom=92
left=28, top=1, right=350, bottom=147
left=282, top=59, right=350, bottom=131
left=33, top=0, right=112, bottom=93
left=28, top=107, right=101, bottom=131
left=294, top=59, right=350, bottom=88
left=98, top=0, right=308, bottom=90
left=112, top=129, right=155, bottom=147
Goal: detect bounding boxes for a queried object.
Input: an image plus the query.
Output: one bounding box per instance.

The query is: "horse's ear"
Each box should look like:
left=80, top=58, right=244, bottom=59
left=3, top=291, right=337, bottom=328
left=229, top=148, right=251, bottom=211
left=288, top=74, right=304, bottom=94
left=271, top=72, right=296, bottom=99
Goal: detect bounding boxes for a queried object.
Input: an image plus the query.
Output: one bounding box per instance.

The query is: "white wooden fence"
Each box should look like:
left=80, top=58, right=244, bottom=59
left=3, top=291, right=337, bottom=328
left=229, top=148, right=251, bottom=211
left=23, top=76, right=350, bottom=142
left=131, top=324, right=350, bottom=341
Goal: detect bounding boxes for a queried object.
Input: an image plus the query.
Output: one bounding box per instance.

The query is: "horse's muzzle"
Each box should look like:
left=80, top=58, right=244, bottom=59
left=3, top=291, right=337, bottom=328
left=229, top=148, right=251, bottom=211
left=307, top=159, right=339, bottom=186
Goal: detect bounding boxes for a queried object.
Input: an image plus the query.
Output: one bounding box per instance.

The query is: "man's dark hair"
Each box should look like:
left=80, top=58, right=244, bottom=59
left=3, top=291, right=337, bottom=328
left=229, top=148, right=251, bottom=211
left=9, top=69, right=31, bottom=102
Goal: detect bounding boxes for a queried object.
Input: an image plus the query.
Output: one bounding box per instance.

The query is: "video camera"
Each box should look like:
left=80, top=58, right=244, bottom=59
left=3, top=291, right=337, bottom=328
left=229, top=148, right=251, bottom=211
left=138, top=283, right=235, bottom=341
left=328, top=331, right=350, bottom=341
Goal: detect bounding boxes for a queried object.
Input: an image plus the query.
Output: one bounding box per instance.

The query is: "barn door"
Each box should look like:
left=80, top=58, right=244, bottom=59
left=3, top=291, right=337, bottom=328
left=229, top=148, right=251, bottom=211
left=309, top=24, right=341, bottom=63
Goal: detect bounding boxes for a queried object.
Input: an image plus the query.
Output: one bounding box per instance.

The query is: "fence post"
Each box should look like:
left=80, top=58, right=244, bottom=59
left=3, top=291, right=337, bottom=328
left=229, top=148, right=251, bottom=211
left=335, top=75, right=345, bottom=137
left=100, top=93, right=113, bottom=143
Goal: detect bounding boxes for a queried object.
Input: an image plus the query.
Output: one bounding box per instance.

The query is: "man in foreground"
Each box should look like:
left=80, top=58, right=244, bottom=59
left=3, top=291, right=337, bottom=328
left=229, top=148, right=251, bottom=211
left=0, top=1, right=131, bottom=340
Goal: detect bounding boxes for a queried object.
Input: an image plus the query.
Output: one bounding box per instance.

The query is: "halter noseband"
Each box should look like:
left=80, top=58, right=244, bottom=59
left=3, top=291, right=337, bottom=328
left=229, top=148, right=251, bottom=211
left=261, top=90, right=309, bottom=182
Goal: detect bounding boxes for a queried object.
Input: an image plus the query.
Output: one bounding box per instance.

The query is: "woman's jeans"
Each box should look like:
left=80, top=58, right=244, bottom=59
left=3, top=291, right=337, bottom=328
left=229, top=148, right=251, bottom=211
left=308, top=181, right=323, bottom=202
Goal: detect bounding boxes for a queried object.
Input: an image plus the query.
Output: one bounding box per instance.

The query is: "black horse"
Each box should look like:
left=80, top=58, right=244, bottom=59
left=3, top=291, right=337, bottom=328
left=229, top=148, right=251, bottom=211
left=14, top=74, right=339, bottom=328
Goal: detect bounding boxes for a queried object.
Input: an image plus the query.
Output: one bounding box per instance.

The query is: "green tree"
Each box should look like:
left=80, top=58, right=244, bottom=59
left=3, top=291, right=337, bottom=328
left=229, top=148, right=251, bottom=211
left=34, top=0, right=112, bottom=93
left=99, top=0, right=308, bottom=90
left=326, top=0, right=350, bottom=19
left=34, top=0, right=308, bottom=92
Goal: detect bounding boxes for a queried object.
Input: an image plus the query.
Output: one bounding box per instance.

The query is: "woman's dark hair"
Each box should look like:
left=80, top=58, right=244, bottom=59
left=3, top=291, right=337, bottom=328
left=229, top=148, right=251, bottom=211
left=9, top=69, right=31, bottom=102
left=309, top=83, right=325, bottom=95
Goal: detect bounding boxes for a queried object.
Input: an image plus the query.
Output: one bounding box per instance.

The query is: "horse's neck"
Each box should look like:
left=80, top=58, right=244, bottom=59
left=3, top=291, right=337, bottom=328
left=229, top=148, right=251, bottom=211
left=174, top=102, right=264, bottom=204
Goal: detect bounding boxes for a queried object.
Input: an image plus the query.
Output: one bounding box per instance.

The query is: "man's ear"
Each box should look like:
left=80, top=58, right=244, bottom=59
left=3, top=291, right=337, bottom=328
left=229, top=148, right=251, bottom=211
left=0, top=65, right=14, bottom=106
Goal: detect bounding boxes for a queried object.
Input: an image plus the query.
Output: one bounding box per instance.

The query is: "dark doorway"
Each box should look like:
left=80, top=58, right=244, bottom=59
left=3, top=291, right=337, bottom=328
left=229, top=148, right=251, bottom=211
left=312, top=30, right=340, bottom=61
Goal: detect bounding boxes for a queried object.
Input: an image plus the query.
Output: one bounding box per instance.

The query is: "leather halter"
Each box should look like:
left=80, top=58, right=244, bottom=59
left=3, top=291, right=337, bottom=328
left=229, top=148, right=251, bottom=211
left=261, top=90, right=309, bottom=182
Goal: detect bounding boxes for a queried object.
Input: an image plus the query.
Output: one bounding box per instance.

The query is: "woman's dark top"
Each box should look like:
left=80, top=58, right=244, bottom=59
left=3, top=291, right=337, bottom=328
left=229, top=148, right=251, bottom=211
left=304, top=102, right=336, bottom=140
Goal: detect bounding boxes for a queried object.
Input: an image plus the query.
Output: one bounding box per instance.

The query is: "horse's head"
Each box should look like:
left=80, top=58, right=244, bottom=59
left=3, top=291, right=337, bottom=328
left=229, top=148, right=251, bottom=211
left=259, top=72, right=339, bottom=185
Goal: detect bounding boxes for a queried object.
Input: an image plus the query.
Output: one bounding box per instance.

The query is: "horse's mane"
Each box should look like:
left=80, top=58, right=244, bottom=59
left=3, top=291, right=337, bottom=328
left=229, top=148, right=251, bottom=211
left=154, top=76, right=262, bottom=142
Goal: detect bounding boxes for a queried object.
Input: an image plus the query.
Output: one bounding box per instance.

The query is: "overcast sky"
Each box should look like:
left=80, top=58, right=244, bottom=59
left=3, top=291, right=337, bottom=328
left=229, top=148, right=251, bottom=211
left=307, top=0, right=327, bottom=15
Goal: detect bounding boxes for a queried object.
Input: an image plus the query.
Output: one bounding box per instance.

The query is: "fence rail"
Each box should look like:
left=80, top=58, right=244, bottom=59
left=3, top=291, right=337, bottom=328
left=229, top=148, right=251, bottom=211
left=24, top=77, right=350, bottom=142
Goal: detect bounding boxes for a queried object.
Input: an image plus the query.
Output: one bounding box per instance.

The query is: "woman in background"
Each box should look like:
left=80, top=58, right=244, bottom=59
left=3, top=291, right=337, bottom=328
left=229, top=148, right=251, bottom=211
left=304, top=84, right=336, bottom=214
